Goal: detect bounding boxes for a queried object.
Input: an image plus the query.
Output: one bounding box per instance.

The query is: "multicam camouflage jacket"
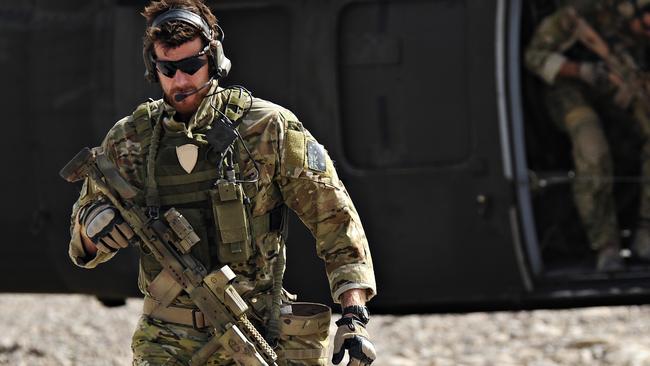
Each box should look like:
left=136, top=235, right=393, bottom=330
left=68, top=82, right=376, bottom=307
left=525, top=0, right=649, bottom=85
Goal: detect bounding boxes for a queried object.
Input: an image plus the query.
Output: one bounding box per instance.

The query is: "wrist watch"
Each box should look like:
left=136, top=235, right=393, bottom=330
left=342, top=305, right=370, bottom=325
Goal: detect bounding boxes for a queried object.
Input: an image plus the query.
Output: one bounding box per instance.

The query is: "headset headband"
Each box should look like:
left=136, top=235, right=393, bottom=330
left=145, top=7, right=231, bottom=81
left=152, top=8, right=213, bottom=41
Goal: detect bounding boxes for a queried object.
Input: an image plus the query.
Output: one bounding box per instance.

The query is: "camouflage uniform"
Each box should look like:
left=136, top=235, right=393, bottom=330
left=67, top=82, right=376, bottom=365
left=525, top=0, right=650, bottom=251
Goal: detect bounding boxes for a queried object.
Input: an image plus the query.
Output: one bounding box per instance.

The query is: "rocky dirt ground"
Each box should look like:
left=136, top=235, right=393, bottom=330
left=0, top=294, right=649, bottom=366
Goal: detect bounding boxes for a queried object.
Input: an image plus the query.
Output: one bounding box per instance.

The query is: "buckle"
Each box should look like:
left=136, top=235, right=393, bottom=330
left=192, top=308, right=207, bottom=329
left=147, top=206, right=160, bottom=220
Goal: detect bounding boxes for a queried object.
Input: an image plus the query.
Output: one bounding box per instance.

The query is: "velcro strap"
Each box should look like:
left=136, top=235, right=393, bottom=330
left=277, top=348, right=328, bottom=360
left=283, top=130, right=305, bottom=177
left=96, top=154, right=140, bottom=200
left=143, top=296, right=207, bottom=329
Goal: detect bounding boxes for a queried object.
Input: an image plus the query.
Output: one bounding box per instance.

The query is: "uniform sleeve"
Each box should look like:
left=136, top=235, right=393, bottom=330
left=67, top=114, right=141, bottom=268
left=525, top=6, right=580, bottom=84
left=275, top=111, right=376, bottom=303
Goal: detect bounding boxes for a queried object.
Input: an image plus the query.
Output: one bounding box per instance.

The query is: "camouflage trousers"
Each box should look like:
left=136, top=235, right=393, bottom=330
left=132, top=302, right=331, bottom=366
left=545, top=80, right=650, bottom=250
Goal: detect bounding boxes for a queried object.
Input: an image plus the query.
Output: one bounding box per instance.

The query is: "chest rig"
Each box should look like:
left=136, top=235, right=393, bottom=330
left=132, top=89, right=286, bottom=296
left=127, top=88, right=291, bottom=349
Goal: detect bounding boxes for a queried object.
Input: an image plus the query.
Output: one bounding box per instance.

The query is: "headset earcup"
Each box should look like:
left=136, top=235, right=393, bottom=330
left=211, top=40, right=231, bottom=79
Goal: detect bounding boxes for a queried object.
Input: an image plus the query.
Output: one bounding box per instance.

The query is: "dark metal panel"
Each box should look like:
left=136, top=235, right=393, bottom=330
left=114, top=5, right=160, bottom=120
left=0, top=3, right=65, bottom=291
left=330, top=0, right=525, bottom=309
left=339, top=1, right=471, bottom=169
left=216, top=6, right=292, bottom=107
left=0, top=1, right=139, bottom=294
left=272, top=0, right=526, bottom=310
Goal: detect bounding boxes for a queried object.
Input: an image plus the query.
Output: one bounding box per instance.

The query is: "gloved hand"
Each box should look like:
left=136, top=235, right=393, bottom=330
left=578, top=61, right=611, bottom=88
left=332, top=317, right=376, bottom=366
left=79, top=200, right=135, bottom=253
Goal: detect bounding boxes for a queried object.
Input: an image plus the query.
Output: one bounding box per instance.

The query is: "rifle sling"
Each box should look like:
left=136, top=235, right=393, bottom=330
left=96, top=154, right=139, bottom=200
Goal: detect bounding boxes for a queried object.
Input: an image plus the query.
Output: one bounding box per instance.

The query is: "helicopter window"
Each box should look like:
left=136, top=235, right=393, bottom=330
left=338, top=1, right=471, bottom=170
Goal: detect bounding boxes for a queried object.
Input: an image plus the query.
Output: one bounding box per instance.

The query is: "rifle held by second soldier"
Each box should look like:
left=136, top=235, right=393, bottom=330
left=574, top=11, right=650, bottom=110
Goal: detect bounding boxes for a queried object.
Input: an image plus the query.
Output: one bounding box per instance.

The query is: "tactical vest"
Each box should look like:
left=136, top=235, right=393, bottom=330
left=128, top=89, right=285, bottom=304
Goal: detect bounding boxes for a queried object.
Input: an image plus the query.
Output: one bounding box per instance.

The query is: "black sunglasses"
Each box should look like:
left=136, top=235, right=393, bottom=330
left=153, top=50, right=208, bottom=78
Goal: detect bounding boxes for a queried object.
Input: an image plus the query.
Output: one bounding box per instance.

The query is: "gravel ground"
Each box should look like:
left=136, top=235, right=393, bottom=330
left=1, top=294, right=649, bottom=366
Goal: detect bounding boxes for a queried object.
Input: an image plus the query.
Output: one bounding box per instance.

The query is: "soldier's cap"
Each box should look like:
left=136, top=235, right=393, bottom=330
left=618, top=0, right=650, bottom=19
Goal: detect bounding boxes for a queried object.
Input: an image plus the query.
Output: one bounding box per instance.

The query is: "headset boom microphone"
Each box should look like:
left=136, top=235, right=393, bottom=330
left=174, top=78, right=213, bottom=102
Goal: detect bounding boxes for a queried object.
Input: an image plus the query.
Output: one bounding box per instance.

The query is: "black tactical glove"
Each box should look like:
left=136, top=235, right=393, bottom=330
left=578, top=61, right=611, bottom=89
left=332, top=317, right=376, bottom=366
left=79, top=200, right=135, bottom=253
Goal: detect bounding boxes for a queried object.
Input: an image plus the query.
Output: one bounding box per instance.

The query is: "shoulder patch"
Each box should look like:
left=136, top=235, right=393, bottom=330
left=283, top=129, right=306, bottom=177
left=307, top=140, right=327, bottom=172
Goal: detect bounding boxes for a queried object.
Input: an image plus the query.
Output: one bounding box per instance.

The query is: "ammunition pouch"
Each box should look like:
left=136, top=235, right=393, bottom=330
left=211, top=181, right=253, bottom=263
left=144, top=208, right=201, bottom=308
left=163, top=208, right=200, bottom=254
left=210, top=176, right=285, bottom=265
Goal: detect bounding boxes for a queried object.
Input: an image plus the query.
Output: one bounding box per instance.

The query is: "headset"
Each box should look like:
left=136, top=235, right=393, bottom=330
left=143, top=8, right=231, bottom=83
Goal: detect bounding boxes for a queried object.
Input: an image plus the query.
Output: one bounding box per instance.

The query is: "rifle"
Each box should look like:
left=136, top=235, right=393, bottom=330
left=573, top=12, right=650, bottom=110
left=60, top=147, right=278, bottom=366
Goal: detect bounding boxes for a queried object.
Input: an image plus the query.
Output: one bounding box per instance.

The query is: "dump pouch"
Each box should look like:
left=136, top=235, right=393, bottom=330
left=211, top=181, right=253, bottom=263
left=276, top=302, right=331, bottom=362
left=279, top=303, right=331, bottom=337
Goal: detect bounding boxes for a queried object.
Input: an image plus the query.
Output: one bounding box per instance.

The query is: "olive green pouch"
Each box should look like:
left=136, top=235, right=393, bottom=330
left=210, top=181, right=252, bottom=263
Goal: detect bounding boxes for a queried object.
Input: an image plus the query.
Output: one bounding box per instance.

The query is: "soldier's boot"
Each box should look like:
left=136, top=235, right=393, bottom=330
left=632, top=224, right=650, bottom=262
left=596, top=243, right=624, bottom=272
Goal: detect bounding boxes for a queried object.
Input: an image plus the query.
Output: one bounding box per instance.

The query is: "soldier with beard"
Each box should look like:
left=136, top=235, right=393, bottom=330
left=66, top=1, right=377, bottom=365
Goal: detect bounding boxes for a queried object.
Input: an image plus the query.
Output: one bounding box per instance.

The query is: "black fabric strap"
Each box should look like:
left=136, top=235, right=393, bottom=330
left=151, top=8, right=212, bottom=41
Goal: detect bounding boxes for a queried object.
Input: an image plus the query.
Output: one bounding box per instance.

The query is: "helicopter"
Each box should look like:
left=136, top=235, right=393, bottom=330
left=3, top=0, right=650, bottom=313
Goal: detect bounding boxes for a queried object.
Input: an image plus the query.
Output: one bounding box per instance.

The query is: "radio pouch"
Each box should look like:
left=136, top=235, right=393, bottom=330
left=211, top=181, right=252, bottom=263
